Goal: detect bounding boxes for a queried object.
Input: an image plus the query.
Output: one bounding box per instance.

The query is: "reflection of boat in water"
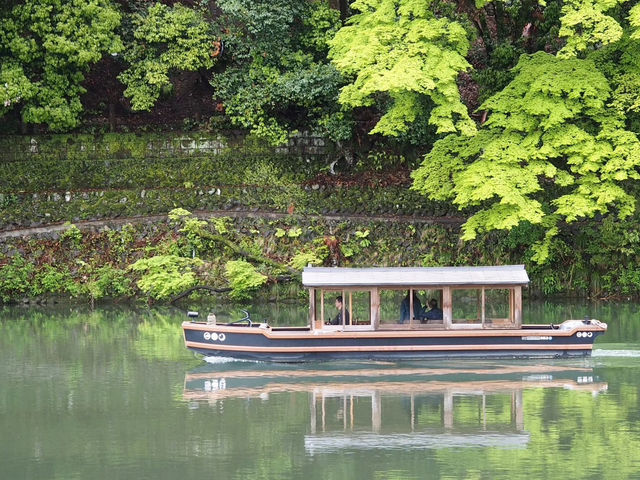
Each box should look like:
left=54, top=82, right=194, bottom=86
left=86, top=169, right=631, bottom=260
left=183, top=363, right=607, bottom=453
left=182, top=266, right=607, bottom=361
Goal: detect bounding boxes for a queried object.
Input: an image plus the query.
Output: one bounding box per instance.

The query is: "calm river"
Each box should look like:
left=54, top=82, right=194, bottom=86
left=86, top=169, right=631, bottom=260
left=2, top=301, right=640, bottom=479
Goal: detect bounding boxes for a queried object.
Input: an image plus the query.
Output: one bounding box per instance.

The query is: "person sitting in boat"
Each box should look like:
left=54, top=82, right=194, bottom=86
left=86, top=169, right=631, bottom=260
left=400, top=291, right=422, bottom=323
left=329, top=296, right=350, bottom=325
left=422, top=298, right=443, bottom=321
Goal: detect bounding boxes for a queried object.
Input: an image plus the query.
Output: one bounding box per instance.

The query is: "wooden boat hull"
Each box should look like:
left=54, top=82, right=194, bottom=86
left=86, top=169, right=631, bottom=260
left=182, top=320, right=607, bottom=362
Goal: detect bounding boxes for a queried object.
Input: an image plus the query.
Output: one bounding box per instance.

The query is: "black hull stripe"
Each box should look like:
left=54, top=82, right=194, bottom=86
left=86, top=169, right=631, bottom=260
left=185, top=340, right=593, bottom=354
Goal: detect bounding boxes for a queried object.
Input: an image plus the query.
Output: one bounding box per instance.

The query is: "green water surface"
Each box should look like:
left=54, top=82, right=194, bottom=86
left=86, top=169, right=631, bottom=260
left=1, top=301, right=640, bottom=480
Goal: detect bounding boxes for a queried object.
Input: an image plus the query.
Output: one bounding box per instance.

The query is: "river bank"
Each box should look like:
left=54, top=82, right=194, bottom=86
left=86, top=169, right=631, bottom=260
left=1, top=208, right=638, bottom=305
left=2, top=133, right=640, bottom=303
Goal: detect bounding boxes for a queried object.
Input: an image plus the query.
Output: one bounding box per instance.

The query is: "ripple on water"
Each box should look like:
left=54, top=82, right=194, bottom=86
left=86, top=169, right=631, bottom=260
left=204, top=356, right=257, bottom=364
left=592, top=346, right=640, bottom=358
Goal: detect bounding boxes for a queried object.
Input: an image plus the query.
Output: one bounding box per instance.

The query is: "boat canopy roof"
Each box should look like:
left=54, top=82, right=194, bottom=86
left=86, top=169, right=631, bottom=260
left=302, top=265, right=529, bottom=288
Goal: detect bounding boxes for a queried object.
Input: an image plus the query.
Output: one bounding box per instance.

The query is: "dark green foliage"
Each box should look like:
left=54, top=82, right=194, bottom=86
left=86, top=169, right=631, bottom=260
left=85, top=265, right=133, bottom=300
left=0, top=183, right=452, bottom=228
left=0, top=133, right=450, bottom=228
left=0, top=255, right=35, bottom=301
left=589, top=36, right=640, bottom=135
left=33, top=265, right=80, bottom=297
left=0, top=133, right=321, bottom=191
left=472, top=42, right=523, bottom=103
left=119, top=3, right=215, bottom=111
left=212, top=0, right=345, bottom=145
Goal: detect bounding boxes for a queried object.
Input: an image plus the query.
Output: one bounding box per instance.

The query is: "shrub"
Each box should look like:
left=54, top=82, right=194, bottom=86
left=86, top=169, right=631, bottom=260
left=290, top=250, right=325, bottom=271
left=85, top=265, right=133, bottom=300
left=33, top=265, right=80, bottom=297
left=224, top=260, right=267, bottom=300
left=60, top=223, right=83, bottom=248
left=0, top=255, right=35, bottom=301
left=129, top=255, right=202, bottom=300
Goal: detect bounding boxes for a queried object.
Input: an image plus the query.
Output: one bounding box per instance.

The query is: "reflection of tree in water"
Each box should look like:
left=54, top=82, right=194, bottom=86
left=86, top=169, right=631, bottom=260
left=399, top=392, right=515, bottom=432
left=0, top=304, right=193, bottom=362
left=135, top=314, right=193, bottom=362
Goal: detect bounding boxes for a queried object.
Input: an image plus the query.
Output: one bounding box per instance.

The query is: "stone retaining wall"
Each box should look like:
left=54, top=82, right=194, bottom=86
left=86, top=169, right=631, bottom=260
left=0, top=131, right=331, bottom=163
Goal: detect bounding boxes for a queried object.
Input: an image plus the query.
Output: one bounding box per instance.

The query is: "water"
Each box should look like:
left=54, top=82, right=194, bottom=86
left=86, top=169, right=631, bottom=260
left=1, top=301, right=640, bottom=479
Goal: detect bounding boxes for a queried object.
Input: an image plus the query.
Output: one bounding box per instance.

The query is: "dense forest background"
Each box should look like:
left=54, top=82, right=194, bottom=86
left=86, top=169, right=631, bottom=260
left=3, top=0, right=640, bottom=302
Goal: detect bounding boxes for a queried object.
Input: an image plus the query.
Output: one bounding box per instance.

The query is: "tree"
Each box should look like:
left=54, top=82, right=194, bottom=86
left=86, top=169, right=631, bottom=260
left=589, top=36, right=640, bottom=134
left=118, top=2, right=215, bottom=112
left=328, top=0, right=476, bottom=138
left=412, top=52, right=640, bottom=263
left=472, top=0, right=626, bottom=59
left=0, top=0, right=122, bottom=131
left=557, top=0, right=624, bottom=58
left=212, top=0, right=347, bottom=145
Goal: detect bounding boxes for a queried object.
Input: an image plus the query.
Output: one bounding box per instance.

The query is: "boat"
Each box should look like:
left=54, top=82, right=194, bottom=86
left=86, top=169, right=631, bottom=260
left=181, top=265, right=607, bottom=362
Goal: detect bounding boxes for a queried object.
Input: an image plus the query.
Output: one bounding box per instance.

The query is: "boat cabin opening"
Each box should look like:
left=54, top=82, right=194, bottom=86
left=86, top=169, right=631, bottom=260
left=302, top=266, right=528, bottom=331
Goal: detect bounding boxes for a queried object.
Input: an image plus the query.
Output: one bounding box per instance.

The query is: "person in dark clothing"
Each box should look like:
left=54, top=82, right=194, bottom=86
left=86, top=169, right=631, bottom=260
left=330, top=296, right=350, bottom=325
left=423, top=298, right=443, bottom=321
left=400, top=291, right=422, bottom=323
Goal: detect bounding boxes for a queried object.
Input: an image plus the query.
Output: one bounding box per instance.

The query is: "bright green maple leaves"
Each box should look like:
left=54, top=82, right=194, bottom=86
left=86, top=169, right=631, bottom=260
left=412, top=52, right=640, bottom=263
left=329, top=0, right=476, bottom=137
left=558, top=0, right=624, bottom=57
left=405, top=0, right=640, bottom=264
